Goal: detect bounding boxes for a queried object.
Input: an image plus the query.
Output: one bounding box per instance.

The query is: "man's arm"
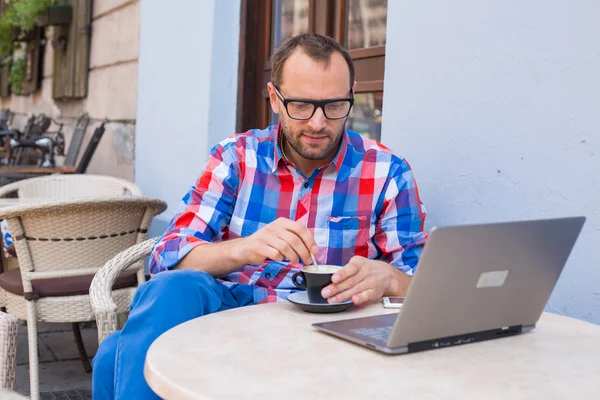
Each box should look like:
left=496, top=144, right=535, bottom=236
left=175, top=237, right=245, bottom=276
left=151, top=141, right=318, bottom=277
left=150, top=142, right=243, bottom=275
left=322, top=157, right=427, bottom=304
left=321, top=257, right=412, bottom=304
left=176, top=218, right=318, bottom=277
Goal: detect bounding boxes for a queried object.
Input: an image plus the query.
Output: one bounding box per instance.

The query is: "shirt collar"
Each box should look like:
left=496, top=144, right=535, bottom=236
left=271, top=123, right=349, bottom=173
left=330, top=130, right=349, bottom=171
left=272, top=123, right=286, bottom=172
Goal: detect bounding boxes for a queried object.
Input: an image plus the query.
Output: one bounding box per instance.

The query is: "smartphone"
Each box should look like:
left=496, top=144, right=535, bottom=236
left=382, top=296, right=405, bottom=309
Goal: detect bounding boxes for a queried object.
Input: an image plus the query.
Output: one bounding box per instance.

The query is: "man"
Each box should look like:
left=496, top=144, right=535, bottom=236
left=93, top=33, right=427, bottom=399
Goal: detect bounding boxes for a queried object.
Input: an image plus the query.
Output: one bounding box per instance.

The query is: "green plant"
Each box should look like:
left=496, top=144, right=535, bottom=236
left=0, top=0, right=57, bottom=53
left=8, top=55, right=24, bottom=93
left=0, top=0, right=57, bottom=94
left=2, top=0, right=56, bottom=33
left=0, top=17, right=14, bottom=54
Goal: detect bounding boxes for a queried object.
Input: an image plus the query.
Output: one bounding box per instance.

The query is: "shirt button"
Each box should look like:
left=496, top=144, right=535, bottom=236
left=304, top=182, right=309, bottom=189
left=265, top=273, right=271, bottom=279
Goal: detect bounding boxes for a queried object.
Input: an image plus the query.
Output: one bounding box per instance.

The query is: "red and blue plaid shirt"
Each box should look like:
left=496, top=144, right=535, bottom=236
left=150, top=124, right=427, bottom=303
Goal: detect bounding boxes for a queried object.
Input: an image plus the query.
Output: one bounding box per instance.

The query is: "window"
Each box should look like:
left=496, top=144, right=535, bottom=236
left=237, top=0, right=388, bottom=141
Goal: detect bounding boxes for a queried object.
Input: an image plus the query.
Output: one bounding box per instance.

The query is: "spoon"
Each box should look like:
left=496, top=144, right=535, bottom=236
left=311, top=253, right=319, bottom=272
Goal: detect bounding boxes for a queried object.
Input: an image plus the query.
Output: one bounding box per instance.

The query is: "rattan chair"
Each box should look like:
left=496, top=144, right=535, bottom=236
left=0, top=174, right=142, bottom=271
left=0, top=174, right=143, bottom=360
left=90, top=237, right=159, bottom=345
left=0, top=174, right=142, bottom=199
left=0, top=197, right=166, bottom=400
left=0, top=312, right=18, bottom=391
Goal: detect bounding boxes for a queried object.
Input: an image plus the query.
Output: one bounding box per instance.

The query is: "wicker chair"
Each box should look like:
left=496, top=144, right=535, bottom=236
left=0, top=174, right=142, bottom=199
left=0, top=175, right=144, bottom=397
left=0, top=174, right=142, bottom=270
left=0, top=197, right=167, bottom=400
left=90, top=237, right=159, bottom=345
left=0, top=312, right=18, bottom=391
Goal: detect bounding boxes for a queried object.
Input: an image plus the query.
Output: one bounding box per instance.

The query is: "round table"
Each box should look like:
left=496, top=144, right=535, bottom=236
left=144, top=302, right=600, bottom=399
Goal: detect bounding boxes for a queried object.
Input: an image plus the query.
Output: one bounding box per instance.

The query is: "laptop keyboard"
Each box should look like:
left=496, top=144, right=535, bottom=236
left=351, top=326, right=393, bottom=343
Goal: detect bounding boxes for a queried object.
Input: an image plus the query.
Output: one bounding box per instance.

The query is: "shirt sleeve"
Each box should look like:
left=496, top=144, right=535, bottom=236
left=373, top=157, right=428, bottom=275
left=149, top=144, right=240, bottom=273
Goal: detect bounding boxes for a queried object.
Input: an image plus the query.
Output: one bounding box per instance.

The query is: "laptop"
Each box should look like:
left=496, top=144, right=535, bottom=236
left=312, top=216, right=585, bottom=354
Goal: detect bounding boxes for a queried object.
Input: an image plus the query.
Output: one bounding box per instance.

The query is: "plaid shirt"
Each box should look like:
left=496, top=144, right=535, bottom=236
left=150, top=124, right=427, bottom=303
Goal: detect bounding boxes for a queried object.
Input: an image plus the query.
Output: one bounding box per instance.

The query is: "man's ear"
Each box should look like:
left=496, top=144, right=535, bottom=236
left=266, top=82, right=280, bottom=115
left=349, top=80, right=357, bottom=113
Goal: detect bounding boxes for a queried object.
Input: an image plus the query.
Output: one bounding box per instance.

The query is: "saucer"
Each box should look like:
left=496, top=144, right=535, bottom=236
left=287, top=291, right=353, bottom=314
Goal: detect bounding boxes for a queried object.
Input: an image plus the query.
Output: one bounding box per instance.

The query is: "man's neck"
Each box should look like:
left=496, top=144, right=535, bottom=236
left=281, top=135, right=336, bottom=177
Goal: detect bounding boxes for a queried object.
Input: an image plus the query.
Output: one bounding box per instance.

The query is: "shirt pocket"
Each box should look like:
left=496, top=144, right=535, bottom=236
left=325, top=215, right=370, bottom=265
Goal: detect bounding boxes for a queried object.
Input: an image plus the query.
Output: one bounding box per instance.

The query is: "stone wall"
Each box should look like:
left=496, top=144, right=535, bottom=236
left=0, top=0, right=139, bottom=180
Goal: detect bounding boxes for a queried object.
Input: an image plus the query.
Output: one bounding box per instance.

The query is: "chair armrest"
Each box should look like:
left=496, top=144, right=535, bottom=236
left=0, top=180, right=22, bottom=198
left=0, top=129, right=20, bottom=137
left=90, top=237, right=159, bottom=344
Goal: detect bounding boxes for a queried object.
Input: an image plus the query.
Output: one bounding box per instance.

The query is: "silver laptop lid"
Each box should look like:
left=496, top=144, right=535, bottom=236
left=388, top=216, right=585, bottom=349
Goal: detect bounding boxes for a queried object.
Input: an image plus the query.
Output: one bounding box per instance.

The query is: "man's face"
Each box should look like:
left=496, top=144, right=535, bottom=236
left=268, top=49, right=354, bottom=162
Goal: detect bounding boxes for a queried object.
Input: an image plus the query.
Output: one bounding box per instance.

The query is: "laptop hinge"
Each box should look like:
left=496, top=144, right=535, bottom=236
left=407, top=325, right=523, bottom=353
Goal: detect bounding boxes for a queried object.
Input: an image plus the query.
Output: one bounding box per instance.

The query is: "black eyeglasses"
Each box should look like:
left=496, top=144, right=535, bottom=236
left=273, top=85, right=354, bottom=120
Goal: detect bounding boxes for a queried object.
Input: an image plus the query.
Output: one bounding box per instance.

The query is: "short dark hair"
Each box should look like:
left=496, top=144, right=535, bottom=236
left=271, top=33, right=355, bottom=91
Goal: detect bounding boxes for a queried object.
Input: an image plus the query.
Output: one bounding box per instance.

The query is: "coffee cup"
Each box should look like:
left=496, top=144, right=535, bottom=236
left=291, top=265, right=342, bottom=304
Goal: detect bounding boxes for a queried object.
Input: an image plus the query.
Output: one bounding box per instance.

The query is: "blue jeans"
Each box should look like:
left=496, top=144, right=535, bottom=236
left=92, top=269, right=255, bottom=399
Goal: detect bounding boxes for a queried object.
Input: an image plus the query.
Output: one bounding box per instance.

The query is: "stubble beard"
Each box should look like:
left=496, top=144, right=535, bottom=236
left=280, top=119, right=345, bottom=161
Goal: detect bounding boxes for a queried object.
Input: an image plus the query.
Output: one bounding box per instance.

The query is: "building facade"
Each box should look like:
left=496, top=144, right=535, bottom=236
left=0, top=0, right=140, bottom=179
left=138, top=0, right=600, bottom=325
left=2, top=1, right=597, bottom=324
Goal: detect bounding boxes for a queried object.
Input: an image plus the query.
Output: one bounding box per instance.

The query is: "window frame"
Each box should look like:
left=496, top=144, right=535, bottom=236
left=237, top=0, right=386, bottom=132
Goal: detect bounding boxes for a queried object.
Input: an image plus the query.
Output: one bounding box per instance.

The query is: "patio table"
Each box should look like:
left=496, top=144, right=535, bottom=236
left=144, top=301, right=600, bottom=399
left=0, top=166, right=77, bottom=180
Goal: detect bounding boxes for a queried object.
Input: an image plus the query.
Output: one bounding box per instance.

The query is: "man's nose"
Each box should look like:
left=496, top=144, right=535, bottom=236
left=308, top=106, right=327, bottom=132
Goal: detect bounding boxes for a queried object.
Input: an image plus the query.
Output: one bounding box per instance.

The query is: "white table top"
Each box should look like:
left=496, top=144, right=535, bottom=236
left=145, top=301, right=600, bottom=400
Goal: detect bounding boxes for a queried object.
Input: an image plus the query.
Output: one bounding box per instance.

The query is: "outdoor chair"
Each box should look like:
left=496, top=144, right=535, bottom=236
left=0, top=110, right=14, bottom=165
left=0, top=312, right=18, bottom=391
left=0, top=110, right=12, bottom=131
left=0, top=197, right=167, bottom=400
left=90, top=237, right=159, bottom=345
left=0, top=174, right=143, bottom=388
left=0, top=174, right=143, bottom=265
left=0, top=117, right=102, bottom=184
left=4, top=114, right=89, bottom=170
left=0, top=174, right=142, bottom=200
left=2, top=114, right=54, bottom=167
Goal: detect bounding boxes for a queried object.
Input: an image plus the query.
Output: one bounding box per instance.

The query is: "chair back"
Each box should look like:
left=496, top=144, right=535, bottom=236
left=0, top=197, right=166, bottom=273
left=9, top=114, right=51, bottom=166
left=0, top=174, right=142, bottom=199
left=0, top=109, right=12, bottom=131
left=64, top=113, right=91, bottom=167
left=76, top=123, right=105, bottom=174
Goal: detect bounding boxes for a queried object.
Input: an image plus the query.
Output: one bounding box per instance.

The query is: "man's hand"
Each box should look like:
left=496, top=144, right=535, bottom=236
left=234, top=217, right=318, bottom=266
left=321, top=256, right=411, bottom=305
